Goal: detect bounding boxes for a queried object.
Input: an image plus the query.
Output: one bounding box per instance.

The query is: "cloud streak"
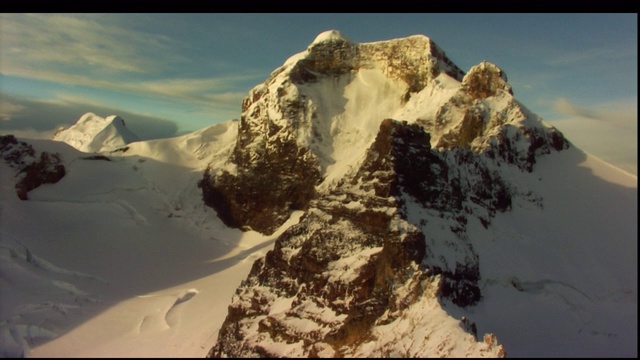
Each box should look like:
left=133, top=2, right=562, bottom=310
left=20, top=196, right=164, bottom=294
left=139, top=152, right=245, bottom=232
left=548, top=97, right=637, bottom=175
left=542, top=48, right=621, bottom=67
left=0, top=99, right=26, bottom=121
left=0, top=14, right=184, bottom=74
left=0, top=14, right=263, bottom=115
left=2, top=65, right=258, bottom=118
left=133, top=78, right=254, bottom=108
left=553, top=97, right=637, bottom=127
left=553, top=98, right=601, bottom=120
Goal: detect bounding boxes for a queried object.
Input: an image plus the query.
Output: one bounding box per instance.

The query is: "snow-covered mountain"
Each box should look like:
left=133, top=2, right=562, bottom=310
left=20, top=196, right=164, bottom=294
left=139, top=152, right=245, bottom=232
left=52, top=112, right=140, bottom=153
left=0, top=30, right=636, bottom=358
left=0, top=122, right=241, bottom=357
left=201, top=30, right=636, bottom=357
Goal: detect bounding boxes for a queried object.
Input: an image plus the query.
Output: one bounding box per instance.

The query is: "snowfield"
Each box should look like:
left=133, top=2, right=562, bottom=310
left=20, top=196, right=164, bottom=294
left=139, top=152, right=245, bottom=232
left=1, top=123, right=295, bottom=358
left=0, top=128, right=635, bottom=357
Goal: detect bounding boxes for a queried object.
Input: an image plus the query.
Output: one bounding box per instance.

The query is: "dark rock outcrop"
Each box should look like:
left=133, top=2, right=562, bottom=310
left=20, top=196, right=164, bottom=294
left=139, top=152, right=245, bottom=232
left=1, top=135, right=66, bottom=200
left=198, top=129, right=321, bottom=235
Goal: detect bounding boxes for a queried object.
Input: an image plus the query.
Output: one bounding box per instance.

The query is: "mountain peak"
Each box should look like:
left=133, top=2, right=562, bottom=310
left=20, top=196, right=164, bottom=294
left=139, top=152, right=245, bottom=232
left=309, top=29, right=355, bottom=47
left=53, top=112, right=140, bottom=153
left=462, top=60, right=513, bottom=99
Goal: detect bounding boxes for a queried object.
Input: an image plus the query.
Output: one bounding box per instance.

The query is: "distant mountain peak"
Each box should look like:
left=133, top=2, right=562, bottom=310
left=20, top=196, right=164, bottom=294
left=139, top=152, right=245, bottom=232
left=53, top=112, right=140, bottom=153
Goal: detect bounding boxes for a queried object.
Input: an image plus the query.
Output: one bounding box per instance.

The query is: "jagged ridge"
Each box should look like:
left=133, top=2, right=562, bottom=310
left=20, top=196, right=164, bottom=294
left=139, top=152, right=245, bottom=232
left=1, top=135, right=66, bottom=200
left=204, top=30, right=570, bottom=357
left=200, top=32, right=469, bottom=235
left=209, top=118, right=508, bottom=357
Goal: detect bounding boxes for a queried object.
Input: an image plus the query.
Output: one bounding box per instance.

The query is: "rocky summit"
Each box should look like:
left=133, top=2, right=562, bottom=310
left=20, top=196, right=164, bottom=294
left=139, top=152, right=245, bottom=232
left=202, top=31, right=571, bottom=357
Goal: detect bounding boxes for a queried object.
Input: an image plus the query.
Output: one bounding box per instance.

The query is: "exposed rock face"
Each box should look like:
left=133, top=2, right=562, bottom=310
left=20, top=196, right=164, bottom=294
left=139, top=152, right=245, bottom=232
left=199, top=138, right=320, bottom=234
left=432, top=61, right=569, bottom=171
left=204, top=31, right=569, bottom=357
left=209, top=119, right=517, bottom=357
left=1, top=135, right=35, bottom=167
left=1, top=135, right=66, bottom=200
left=199, top=33, right=465, bottom=235
left=293, top=33, right=465, bottom=92
left=354, top=119, right=461, bottom=213
left=461, top=61, right=512, bottom=100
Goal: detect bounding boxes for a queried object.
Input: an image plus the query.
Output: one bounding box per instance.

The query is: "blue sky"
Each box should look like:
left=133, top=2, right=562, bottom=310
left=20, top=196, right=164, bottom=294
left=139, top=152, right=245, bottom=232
left=0, top=13, right=636, bottom=174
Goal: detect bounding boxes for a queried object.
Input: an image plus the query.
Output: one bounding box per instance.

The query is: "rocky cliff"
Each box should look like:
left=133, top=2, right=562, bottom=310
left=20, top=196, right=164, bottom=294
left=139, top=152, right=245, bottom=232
left=203, top=30, right=569, bottom=357
left=1, top=135, right=66, bottom=200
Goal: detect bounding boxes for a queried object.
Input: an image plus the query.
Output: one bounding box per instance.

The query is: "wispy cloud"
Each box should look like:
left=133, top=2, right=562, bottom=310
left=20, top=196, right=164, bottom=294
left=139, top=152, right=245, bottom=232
left=553, top=98, right=601, bottom=120
left=553, top=97, right=637, bottom=127
left=202, top=92, right=249, bottom=105
left=0, top=14, right=263, bottom=111
left=542, top=48, right=620, bottom=67
left=133, top=78, right=254, bottom=107
left=548, top=97, right=637, bottom=175
left=0, top=99, right=26, bottom=121
left=42, top=92, right=125, bottom=110
left=2, top=64, right=258, bottom=111
left=508, top=72, right=558, bottom=94
left=0, top=14, right=184, bottom=74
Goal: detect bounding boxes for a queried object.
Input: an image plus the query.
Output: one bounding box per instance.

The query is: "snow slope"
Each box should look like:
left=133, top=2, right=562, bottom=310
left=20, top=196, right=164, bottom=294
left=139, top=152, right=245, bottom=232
left=473, top=149, right=637, bottom=357
left=0, top=127, right=636, bottom=358
left=403, top=145, right=637, bottom=357
left=1, top=122, right=259, bottom=358
left=52, top=112, right=141, bottom=153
